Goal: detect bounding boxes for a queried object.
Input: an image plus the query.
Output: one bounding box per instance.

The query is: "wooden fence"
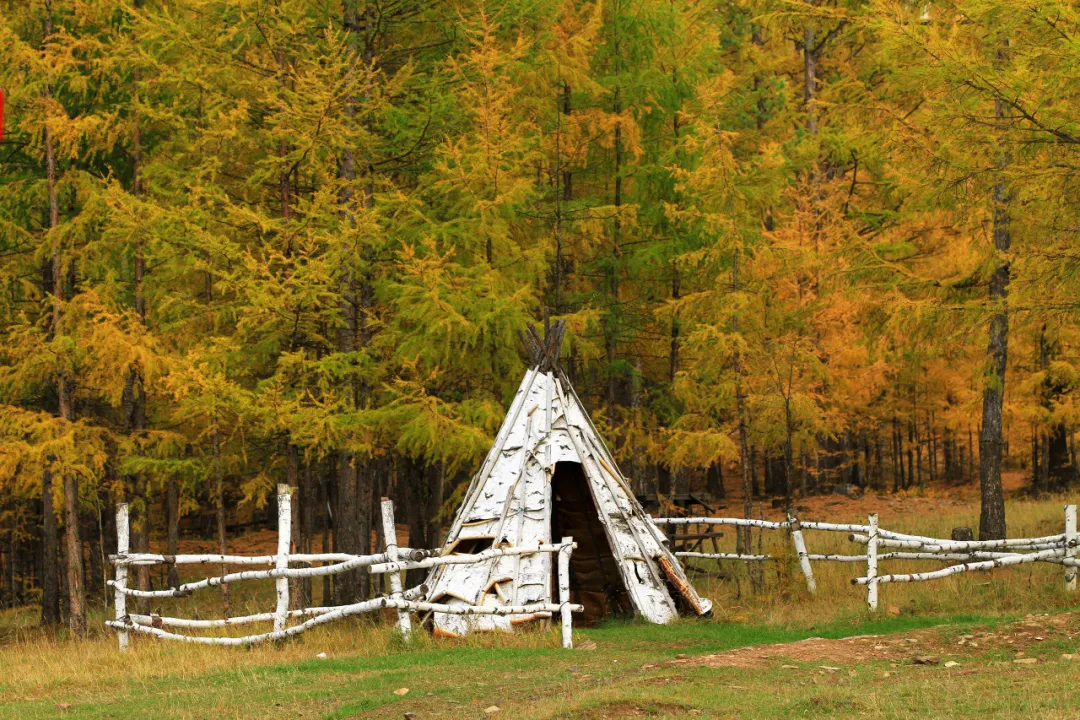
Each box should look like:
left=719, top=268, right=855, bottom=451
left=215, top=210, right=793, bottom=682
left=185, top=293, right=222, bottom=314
left=652, top=505, right=1079, bottom=610
left=106, top=486, right=583, bottom=650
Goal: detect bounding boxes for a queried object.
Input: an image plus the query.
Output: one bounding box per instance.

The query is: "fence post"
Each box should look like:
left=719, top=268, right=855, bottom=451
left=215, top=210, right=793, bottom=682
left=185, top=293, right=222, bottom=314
left=380, top=497, right=413, bottom=638
left=115, top=503, right=130, bottom=652
left=867, top=513, right=879, bottom=611
left=1066, top=504, right=1077, bottom=592
left=274, top=484, right=291, bottom=634
left=787, top=513, right=817, bottom=595
left=558, top=536, right=573, bottom=649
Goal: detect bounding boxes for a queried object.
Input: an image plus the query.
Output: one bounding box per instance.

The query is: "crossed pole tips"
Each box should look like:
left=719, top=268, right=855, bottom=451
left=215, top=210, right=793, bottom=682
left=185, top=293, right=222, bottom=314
left=517, top=314, right=567, bottom=374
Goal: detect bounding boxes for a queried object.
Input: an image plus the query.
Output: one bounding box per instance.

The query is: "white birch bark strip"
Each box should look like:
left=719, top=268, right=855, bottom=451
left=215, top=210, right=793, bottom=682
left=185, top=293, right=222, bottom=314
left=558, top=536, right=573, bottom=649
left=115, top=503, right=129, bottom=652
left=1066, top=505, right=1077, bottom=591
left=876, top=529, right=1064, bottom=545
left=788, top=514, right=817, bottom=595
left=371, top=542, right=569, bottom=575
left=107, top=598, right=584, bottom=647
left=402, top=583, right=428, bottom=601
left=848, top=534, right=1063, bottom=553
left=404, top=600, right=583, bottom=615
left=879, top=550, right=1075, bottom=563
left=128, top=607, right=335, bottom=628
left=109, top=551, right=424, bottom=566
left=108, top=598, right=397, bottom=646
left=380, top=497, right=412, bottom=637
left=127, top=584, right=425, bottom=629
left=866, top=513, right=878, bottom=611
left=803, top=554, right=867, bottom=562
left=274, top=484, right=291, bottom=633
left=800, top=521, right=871, bottom=533
left=109, top=550, right=398, bottom=597
left=675, top=552, right=772, bottom=561
left=852, top=548, right=1063, bottom=585
left=651, top=517, right=789, bottom=530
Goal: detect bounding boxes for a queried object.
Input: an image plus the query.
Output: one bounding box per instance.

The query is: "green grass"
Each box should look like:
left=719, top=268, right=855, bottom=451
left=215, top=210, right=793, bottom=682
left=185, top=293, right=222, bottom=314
left=3, top=612, right=1079, bottom=719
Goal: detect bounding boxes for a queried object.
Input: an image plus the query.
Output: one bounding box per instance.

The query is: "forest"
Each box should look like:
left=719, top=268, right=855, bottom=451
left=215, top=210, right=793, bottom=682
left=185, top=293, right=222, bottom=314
left=0, top=0, right=1078, bottom=636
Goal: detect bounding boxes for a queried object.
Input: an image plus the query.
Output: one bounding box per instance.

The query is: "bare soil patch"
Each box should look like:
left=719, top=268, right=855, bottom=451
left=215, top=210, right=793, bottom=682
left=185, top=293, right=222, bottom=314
left=560, top=701, right=696, bottom=719
left=671, top=611, right=1080, bottom=669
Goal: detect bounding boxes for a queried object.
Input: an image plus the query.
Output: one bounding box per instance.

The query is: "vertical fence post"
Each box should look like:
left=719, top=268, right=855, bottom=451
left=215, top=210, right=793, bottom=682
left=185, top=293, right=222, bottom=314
left=787, top=513, right=817, bottom=595
left=558, top=537, right=573, bottom=649
left=1066, top=504, right=1077, bottom=592
left=274, top=484, right=291, bottom=634
left=867, top=513, right=879, bottom=611
left=380, top=497, right=412, bottom=638
left=115, top=503, right=129, bottom=652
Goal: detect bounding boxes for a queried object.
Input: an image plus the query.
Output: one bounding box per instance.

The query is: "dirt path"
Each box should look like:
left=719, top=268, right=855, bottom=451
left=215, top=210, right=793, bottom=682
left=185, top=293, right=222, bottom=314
left=671, top=611, right=1080, bottom=670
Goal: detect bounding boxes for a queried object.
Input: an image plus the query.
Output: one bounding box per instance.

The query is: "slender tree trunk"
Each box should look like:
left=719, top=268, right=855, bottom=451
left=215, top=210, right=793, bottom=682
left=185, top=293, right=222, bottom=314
left=214, top=428, right=229, bottom=612
left=44, top=10, right=86, bottom=631
left=40, top=466, right=59, bottom=626
left=978, top=87, right=1011, bottom=540
left=281, top=444, right=299, bottom=610
left=425, top=462, right=446, bottom=551
left=166, top=475, right=180, bottom=588
left=606, top=11, right=623, bottom=411
left=969, top=424, right=975, bottom=483
left=321, top=461, right=334, bottom=605
left=803, top=25, right=818, bottom=136
left=733, top=254, right=759, bottom=591
left=299, top=463, right=315, bottom=606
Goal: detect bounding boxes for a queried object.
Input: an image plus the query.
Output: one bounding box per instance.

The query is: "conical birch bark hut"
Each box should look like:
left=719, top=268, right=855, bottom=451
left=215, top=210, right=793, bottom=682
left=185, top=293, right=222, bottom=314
left=425, top=319, right=712, bottom=637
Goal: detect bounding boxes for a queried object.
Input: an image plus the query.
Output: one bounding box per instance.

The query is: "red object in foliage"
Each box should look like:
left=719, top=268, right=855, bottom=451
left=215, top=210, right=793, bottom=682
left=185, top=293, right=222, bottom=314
left=0, top=88, right=5, bottom=142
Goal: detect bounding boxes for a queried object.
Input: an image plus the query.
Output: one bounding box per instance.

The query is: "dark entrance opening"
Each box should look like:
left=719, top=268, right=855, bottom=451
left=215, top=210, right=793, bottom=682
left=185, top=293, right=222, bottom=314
left=551, top=461, right=632, bottom=624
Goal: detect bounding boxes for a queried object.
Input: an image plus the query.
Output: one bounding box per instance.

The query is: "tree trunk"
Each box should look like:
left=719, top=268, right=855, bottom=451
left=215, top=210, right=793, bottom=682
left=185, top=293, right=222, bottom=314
left=977, top=88, right=1011, bottom=541
left=166, top=475, right=180, bottom=589
left=706, top=462, right=724, bottom=500
left=321, top=460, right=334, bottom=605
left=299, top=463, right=315, bottom=607
left=45, top=42, right=85, bottom=633
left=286, top=445, right=302, bottom=610
left=425, top=462, right=446, bottom=551
left=214, top=428, right=229, bottom=612
left=40, top=466, right=59, bottom=626
left=334, top=0, right=378, bottom=605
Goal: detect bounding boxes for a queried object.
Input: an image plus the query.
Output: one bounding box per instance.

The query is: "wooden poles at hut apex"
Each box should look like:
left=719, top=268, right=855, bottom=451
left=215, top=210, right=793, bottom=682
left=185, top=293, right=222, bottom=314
left=108, top=491, right=582, bottom=650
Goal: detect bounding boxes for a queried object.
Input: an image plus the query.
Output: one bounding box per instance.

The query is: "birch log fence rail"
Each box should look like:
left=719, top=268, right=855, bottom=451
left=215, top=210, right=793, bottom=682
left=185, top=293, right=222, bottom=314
left=106, top=486, right=584, bottom=650
left=651, top=505, right=1080, bottom=610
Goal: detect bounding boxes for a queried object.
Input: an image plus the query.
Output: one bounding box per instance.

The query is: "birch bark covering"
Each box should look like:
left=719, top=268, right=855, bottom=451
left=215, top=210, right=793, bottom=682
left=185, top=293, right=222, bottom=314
left=425, top=370, right=711, bottom=636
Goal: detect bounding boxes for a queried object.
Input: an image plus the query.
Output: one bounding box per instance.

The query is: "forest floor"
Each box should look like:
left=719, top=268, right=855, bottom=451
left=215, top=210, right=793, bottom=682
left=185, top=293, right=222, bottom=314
left=2, top=471, right=1080, bottom=719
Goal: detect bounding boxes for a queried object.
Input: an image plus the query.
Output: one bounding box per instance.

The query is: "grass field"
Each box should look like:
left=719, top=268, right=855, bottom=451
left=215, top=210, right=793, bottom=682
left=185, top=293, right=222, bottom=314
left=3, top=485, right=1080, bottom=719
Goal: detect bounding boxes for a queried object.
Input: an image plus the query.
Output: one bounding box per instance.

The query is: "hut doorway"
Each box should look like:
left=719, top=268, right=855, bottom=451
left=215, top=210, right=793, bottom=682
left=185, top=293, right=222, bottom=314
left=550, top=461, right=632, bottom=624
